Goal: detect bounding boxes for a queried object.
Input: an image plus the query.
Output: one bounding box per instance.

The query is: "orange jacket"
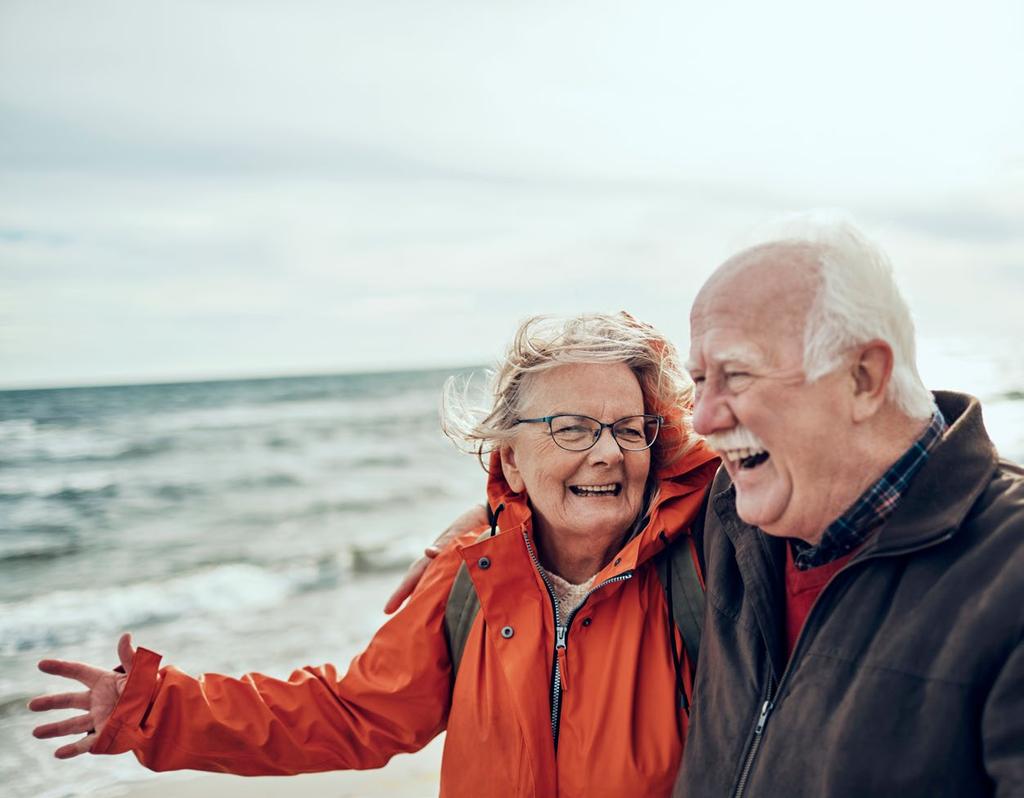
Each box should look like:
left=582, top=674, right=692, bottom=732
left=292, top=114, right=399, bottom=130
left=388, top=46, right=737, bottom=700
left=93, top=441, right=718, bottom=797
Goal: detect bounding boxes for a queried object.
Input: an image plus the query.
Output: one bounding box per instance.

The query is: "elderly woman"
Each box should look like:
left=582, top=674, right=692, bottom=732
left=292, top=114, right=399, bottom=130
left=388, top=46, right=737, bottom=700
left=30, top=313, right=718, bottom=797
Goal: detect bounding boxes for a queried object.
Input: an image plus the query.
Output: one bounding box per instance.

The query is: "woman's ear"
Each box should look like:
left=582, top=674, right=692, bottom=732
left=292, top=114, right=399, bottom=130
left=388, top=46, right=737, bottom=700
left=499, top=443, right=526, bottom=492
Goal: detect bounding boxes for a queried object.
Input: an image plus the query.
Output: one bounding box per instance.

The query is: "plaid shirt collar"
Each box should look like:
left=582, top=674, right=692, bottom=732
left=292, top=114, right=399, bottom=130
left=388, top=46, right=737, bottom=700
left=792, top=409, right=947, bottom=570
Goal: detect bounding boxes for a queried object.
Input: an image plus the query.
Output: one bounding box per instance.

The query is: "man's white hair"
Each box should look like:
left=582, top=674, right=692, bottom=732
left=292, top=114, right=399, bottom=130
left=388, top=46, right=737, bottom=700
left=749, top=212, right=935, bottom=420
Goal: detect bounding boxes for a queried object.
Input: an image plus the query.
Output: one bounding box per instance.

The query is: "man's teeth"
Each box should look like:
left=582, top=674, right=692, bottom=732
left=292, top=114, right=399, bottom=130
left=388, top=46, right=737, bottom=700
left=570, top=484, right=620, bottom=496
left=725, top=448, right=763, bottom=461
left=723, top=448, right=769, bottom=465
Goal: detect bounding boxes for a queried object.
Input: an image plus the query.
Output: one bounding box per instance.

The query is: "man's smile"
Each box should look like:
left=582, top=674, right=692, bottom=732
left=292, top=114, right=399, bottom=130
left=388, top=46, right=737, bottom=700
left=706, top=428, right=771, bottom=470
left=726, top=449, right=770, bottom=469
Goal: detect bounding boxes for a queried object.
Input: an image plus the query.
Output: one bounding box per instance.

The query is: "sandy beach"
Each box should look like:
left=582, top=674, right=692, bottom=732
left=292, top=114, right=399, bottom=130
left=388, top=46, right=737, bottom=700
left=94, top=737, right=444, bottom=798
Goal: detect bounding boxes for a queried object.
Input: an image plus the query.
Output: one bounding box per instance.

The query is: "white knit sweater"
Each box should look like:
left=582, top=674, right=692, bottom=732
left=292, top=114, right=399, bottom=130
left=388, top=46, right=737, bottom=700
left=542, top=568, right=597, bottom=619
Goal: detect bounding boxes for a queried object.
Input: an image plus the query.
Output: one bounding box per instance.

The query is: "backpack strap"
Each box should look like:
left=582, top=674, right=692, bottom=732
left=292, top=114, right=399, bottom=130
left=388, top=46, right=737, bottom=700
left=654, top=535, right=705, bottom=678
left=444, top=505, right=504, bottom=677
left=444, top=560, right=482, bottom=676
left=656, top=487, right=710, bottom=715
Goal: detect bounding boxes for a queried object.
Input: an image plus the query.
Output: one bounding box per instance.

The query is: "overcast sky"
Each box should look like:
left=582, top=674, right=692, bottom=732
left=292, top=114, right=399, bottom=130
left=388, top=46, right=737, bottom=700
left=1, top=0, right=1022, bottom=389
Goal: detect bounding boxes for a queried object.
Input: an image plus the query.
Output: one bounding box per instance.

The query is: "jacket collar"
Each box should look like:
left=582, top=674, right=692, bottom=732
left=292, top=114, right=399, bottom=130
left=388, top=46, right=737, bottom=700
left=861, top=391, right=998, bottom=556
left=710, top=475, right=788, bottom=672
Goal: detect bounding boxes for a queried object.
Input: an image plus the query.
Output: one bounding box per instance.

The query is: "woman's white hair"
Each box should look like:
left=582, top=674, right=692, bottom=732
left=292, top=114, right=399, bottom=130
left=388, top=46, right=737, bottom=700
left=442, top=312, right=696, bottom=469
left=749, top=212, right=935, bottom=419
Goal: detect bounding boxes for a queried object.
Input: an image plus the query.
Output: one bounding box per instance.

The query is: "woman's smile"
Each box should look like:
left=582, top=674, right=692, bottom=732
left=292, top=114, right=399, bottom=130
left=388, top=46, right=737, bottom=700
left=568, top=483, right=622, bottom=496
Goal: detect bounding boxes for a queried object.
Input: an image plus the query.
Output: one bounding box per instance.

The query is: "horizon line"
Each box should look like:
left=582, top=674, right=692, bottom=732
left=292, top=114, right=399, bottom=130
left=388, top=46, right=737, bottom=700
left=0, top=361, right=486, bottom=395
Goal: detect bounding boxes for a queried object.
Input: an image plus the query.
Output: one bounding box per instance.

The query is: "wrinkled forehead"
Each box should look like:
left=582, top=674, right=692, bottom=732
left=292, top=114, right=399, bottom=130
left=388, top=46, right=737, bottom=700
left=687, top=245, right=819, bottom=369
left=518, top=362, right=645, bottom=415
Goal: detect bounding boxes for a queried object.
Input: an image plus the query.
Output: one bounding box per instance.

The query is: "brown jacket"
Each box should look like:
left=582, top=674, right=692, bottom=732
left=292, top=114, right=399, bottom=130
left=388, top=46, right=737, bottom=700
left=676, top=392, right=1024, bottom=798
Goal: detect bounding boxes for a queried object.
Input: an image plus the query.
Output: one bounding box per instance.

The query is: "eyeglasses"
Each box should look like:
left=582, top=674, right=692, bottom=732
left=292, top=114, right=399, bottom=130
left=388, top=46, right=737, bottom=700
left=513, top=413, right=663, bottom=452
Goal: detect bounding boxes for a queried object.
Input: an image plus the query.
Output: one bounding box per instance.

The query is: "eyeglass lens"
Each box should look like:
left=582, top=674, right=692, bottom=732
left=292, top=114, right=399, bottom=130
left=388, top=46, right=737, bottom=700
left=548, top=415, right=659, bottom=451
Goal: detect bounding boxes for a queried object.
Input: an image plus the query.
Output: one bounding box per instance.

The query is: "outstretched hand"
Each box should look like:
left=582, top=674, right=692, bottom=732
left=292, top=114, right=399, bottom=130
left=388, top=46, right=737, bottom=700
left=383, top=504, right=489, bottom=614
left=29, top=633, right=136, bottom=759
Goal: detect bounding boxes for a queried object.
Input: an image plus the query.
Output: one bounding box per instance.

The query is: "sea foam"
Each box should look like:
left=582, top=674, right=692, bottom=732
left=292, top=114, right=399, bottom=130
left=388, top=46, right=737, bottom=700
left=0, top=563, right=298, bottom=655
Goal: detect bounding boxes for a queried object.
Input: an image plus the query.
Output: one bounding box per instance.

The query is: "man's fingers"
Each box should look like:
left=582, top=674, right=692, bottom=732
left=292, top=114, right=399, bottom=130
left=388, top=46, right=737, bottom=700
left=383, top=503, right=488, bottom=613
left=27, top=691, right=90, bottom=713
left=33, top=713, right=95, bottom=740
left=37, top=659, right=107, bottom=688
left=383, top=557, right=431, bottom=615
left=54, top=732, right=97, bottom=760
left=117, top=633, right=135, bottom=673
left=432, top=504, right=488, bottom=548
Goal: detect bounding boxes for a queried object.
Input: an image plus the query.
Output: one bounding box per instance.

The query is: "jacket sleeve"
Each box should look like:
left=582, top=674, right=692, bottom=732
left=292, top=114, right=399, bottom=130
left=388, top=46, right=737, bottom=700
left=984, top=632, right=1024, bottom=797
left=90, top=545, right=465, bottom=775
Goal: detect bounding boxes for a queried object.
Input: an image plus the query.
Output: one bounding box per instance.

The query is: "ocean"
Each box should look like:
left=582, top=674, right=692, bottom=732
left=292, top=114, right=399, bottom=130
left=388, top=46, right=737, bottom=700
left=0, top=368, right=485, bottom=798
left=1, top=357, right=1022, bottom=798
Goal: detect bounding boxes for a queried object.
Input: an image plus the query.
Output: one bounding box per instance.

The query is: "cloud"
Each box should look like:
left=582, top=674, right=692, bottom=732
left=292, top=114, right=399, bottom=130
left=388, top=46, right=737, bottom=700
left=884, top=207, right=1024, bottom=244
left=2, top=0, right=1023, bottom=387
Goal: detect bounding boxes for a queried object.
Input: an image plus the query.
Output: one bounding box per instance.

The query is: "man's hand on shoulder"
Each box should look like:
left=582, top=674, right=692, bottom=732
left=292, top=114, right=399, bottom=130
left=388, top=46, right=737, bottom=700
left=383, top=504, right=488, bottom=614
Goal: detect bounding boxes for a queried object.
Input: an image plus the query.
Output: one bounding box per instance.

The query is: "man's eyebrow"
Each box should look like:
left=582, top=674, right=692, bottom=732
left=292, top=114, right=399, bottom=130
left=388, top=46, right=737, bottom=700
left=686, top=345, right=761, bottom=372
left=715, top=345, right=760, bottom=365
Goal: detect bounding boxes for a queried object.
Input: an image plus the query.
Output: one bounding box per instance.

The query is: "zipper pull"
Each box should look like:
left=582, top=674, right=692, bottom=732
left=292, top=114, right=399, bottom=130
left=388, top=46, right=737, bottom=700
left=555, top=625, right=568, bottom=649
left=556, top=635, right=570, bottom=691
left=754, top=699, right=773, bottom=735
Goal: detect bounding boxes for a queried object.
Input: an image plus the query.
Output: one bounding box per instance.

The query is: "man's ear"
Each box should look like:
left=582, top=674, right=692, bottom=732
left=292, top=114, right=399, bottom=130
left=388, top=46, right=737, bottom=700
left=499, top=443, right=526, bottom=492
left=850, top=340, right=893, bottom=422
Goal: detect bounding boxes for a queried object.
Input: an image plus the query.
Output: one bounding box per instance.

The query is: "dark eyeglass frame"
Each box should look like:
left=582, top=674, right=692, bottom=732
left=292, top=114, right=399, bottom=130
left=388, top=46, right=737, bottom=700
left=513, top=413, right=663, bottom=452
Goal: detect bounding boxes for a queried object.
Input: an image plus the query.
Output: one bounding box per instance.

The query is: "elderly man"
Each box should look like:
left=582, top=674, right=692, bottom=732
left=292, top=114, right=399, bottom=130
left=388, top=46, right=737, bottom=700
left=388, top=217, right=1023, bottom=796
left=676, top=220, right=1023, bottom=797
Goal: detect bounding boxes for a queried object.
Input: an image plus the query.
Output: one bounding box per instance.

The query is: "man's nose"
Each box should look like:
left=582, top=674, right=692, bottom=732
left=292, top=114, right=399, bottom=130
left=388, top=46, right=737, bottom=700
left=692, top=387, right=735, bottom=436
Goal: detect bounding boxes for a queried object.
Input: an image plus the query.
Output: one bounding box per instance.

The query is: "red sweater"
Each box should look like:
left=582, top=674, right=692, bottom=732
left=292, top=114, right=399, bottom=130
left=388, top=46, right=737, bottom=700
left=783, top=543, right=857, bottom=658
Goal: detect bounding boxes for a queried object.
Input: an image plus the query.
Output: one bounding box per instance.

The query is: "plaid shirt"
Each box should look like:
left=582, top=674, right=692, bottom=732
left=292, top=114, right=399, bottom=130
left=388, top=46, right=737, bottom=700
left=793, top=409, right=947, bottom=570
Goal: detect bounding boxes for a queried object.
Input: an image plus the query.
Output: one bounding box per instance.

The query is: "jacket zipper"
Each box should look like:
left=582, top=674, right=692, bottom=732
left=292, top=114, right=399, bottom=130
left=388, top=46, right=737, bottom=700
left=732, top=682, right=775, bottom=798
left=729, top=537, right=952, bottom=797
left=522, top=531, right=634, bottom=750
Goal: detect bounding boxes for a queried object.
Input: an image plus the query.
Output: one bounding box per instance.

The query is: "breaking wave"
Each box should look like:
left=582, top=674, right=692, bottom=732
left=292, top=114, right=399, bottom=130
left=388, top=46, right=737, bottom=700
left=0, top=562, right=335, bottom=655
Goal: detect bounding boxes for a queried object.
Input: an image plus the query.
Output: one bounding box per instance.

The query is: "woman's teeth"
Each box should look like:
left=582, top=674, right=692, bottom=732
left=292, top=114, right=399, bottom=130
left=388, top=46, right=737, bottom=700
left=570, top=484, right=621, bottom=496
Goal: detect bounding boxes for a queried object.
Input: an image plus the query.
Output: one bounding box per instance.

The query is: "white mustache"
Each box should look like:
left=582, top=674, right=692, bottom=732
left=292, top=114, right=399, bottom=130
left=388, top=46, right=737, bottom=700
left=705, top=426, right=768, bottom=454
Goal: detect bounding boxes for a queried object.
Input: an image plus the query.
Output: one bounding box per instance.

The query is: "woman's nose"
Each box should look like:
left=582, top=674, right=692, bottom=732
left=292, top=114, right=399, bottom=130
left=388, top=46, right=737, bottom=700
left=588, top=426, right=625, bottom=462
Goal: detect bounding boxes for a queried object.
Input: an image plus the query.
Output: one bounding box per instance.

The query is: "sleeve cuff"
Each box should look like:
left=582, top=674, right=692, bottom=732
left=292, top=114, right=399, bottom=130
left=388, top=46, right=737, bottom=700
left=91, top=647, right=163, bottom=755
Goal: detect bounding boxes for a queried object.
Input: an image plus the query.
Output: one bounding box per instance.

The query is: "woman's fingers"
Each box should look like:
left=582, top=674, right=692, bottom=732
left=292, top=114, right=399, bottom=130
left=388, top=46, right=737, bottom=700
left=37, top=659, right=108, bottom=688
left=32, top=712, right=94, bottom=739
left=117, top=633, right=135, bottom=673
left=30, top=638, right=135, bottom=759
left=54, top=731, right=97, bottom=759
left=27, top=691, right=90, bottom=712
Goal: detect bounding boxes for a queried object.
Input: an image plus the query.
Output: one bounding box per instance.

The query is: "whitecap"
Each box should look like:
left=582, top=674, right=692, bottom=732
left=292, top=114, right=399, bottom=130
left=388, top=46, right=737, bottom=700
left=0, top=563, right=296, bottom=655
